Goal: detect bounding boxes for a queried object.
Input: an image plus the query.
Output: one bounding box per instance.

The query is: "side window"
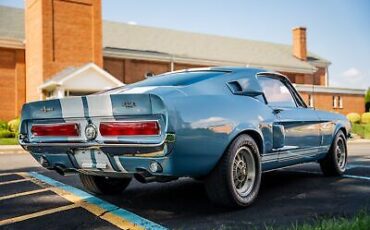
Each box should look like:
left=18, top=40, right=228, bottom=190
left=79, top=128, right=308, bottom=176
left=258, top=76, right=297, bottom=107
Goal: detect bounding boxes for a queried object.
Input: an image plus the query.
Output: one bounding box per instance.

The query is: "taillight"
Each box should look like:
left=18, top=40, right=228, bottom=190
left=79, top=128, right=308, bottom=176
left=31, top=123, right=79, bottom=137
left=100, top=121, right=160, bottom=136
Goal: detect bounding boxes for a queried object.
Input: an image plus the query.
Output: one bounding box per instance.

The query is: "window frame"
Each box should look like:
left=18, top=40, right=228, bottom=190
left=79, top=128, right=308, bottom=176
left=257, top=73, right=307, bottom=108
left=308, top=94, right=314, bottom=107
left=332, top=96, right=338, bottom=108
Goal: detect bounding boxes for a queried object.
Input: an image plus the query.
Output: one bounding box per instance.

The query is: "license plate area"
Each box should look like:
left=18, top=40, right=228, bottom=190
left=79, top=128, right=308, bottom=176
left=74, top=149, right=115, bottom=172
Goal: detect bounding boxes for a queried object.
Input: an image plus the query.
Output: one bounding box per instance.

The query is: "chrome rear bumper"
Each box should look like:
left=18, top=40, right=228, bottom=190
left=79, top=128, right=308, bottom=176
left=19, top=133, right=175, bottom=157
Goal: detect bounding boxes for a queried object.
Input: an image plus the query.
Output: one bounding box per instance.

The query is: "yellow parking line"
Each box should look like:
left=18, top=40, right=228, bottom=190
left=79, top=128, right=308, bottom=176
left=0, top=178, right=30, bottom=186
left=18, top=173, right=144, bottom=230
left=0, top=188, right=49, bottom=201
left=45, top=186, right=145, bottom=230
left=18, top=172, right=165, bottom=230
left=0, top=204, right=78, bottom=226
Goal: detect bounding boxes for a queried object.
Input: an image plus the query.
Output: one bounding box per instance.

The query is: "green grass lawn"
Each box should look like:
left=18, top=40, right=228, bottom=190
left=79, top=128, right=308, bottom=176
left=285, top=211, right=370, bottom=230
left=0, top=138, right=19, bottom=145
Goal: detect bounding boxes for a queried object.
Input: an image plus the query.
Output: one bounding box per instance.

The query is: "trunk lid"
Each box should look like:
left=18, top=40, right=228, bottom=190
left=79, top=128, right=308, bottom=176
left=20, top=93, right=167, bottom=144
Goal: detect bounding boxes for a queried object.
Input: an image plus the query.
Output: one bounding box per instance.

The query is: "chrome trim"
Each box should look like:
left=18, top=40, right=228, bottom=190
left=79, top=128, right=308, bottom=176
left=19, top=133, right=175, bottom=148
left=19, top=139, right=165, bottom=148
left=30, top=122, right=81, bottom=138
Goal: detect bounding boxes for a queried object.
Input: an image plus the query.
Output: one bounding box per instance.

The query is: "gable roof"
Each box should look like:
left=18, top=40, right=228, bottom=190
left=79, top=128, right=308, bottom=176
left=0, top=5, right=330, bottom=74
left=39, top=63, right=124, bottom=90
left=0, top=6, right=24, bottom=41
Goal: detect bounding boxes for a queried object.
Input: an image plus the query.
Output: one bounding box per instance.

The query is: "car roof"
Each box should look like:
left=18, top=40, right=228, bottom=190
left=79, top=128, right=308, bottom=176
left=169, top=66, right=289, bottom=80
left=169, top=66, right=266, bottom=73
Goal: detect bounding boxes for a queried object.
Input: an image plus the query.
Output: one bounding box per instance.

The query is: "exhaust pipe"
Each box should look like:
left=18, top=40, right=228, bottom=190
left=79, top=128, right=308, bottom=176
left=134, top=168, right=178, bottom=183
left=134, top=170, right=156, bottom=183
left=54, top=165, right=65, bottom=176
left=54, top=164, right=76, bottom=176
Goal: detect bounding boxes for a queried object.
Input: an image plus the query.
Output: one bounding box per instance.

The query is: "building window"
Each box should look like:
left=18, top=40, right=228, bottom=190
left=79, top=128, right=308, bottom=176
left=308, top=94, right=314, bottom=107
left=338, top=96, right=343, bottom=108
left=332, top=96, right=343, bottom=109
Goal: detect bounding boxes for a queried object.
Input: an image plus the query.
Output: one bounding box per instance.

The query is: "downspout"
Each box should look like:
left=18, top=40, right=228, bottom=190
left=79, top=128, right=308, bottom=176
left=170, top=56, right=175, bottom=71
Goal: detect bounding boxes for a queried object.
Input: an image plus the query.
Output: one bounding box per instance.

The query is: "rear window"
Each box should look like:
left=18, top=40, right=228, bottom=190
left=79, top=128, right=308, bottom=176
left=95, top=70, right=227, bottom=95
left=128, top=71, right=226, bottom=87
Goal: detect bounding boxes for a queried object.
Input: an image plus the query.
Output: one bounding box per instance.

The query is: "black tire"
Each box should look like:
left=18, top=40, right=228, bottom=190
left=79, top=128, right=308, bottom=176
left=204, top=134, right=262, bottom=207
left=79, top=174, right=132, bottom=195
left=319, top=130, right=347, bottom=176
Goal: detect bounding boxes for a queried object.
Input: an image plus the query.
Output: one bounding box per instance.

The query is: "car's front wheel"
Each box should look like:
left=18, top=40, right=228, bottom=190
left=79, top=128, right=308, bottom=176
left=205, top=134, right=262, bottom=207
left=79, top=174, right=132, bottom=195
left=319, top=130, right=347, bottom=176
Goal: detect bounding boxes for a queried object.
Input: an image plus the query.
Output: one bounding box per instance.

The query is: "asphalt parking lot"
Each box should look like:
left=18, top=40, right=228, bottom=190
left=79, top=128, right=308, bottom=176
left=0, top=142, right=369, bottom=230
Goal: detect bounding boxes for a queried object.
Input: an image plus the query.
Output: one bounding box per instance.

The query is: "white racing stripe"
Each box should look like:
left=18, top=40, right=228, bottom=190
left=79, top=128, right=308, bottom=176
left=60, top=97, right=85, bottom=118
left=87, top=95, right=113, bottom=117
left=121, top=86, right=158, bottom=94
left=59, top=97, right=87, bottom=142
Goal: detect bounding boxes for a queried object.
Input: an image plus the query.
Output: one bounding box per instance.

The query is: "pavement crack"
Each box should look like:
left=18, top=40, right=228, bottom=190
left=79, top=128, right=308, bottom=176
left=98, top=207, right=120, bottom=217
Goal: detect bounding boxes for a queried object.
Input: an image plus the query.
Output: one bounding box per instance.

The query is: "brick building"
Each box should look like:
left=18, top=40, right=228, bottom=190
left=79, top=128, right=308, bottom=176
left=0, top=1, right=365, bottom=121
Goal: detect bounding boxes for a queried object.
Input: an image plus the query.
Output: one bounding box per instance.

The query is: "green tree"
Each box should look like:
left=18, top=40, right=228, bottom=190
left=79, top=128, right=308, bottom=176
left=366, top=87, right=370, bottom=112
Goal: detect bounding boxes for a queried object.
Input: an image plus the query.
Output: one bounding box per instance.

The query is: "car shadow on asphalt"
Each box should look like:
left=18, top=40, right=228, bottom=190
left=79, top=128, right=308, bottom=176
left=97, top=170, right=331, bottom=219
left=2, top=166, right=368, bottom=229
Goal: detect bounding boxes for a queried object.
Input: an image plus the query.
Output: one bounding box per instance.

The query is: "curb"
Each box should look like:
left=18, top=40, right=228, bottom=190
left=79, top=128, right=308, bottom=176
left=0, top=139, right=369, bottom=154
left=0, top=145, right=27, bottom=155
left=348, top=139, right=370, bottom=144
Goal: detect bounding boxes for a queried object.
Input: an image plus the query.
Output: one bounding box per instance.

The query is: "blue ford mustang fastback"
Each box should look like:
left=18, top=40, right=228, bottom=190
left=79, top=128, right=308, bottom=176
left=19, top=67, right=351, bottom=207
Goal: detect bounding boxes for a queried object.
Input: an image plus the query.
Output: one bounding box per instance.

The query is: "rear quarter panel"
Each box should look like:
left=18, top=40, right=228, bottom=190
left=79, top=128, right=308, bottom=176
left=314, top=109, right=351, bottom=148
left=163, top=93, right=275, bottom=176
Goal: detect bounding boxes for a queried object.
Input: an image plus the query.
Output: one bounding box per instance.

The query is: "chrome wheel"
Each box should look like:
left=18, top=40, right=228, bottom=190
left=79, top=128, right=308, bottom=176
left=336, top=138, right=346, bottom=170
left=232, top=146, right=256, bottom=197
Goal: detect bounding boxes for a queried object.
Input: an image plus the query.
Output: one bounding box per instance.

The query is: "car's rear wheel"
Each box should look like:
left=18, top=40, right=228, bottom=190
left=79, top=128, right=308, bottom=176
left=205, top=134, right=261, bottom=207
left=79, top=174, right=132, bottom=194
left=319, top=130, right=347, bottom=176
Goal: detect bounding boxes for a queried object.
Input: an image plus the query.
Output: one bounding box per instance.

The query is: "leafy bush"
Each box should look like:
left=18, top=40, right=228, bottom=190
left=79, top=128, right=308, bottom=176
left=0, top=130, right=15, bottom=138
left=347, top=113, right=361, bottom=124
left=365, top=124, right=370, bottom=139
left=7, top=118, right=20, bottom=133
left=366, top=88, right=370, bottom=112
left=0, top=120, right=8, bottom=130
left=361, top=112, right=370, bottom=124
left=352, top=123, right=370, bottom=139
left=366, top=88, right=370, bottom=103
left=352, top=123, right=364, bottom=137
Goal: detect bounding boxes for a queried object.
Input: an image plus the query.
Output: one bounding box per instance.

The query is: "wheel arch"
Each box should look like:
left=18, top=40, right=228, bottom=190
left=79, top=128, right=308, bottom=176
left=228, top=129, right=264, bottom=156
left=337, top=127, right=347, bottom=138
left=334, top=125, right=348, bottom=140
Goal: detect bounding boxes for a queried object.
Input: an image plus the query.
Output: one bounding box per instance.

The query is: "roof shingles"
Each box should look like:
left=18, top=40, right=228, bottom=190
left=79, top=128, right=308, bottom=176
left=0, top=5, right=329, bottom=74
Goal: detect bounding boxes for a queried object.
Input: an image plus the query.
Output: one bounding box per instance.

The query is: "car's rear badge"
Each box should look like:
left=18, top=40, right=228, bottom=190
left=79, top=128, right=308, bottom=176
left=85, top=124, right=97, bottom=140
left=40, top=106, right=54, bottom=113
left=123, top=101, right=136, bottom=108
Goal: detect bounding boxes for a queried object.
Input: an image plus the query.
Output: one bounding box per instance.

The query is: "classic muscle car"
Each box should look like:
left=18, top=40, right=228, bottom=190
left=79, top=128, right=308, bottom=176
left=19, top=67, right=350, bottom=207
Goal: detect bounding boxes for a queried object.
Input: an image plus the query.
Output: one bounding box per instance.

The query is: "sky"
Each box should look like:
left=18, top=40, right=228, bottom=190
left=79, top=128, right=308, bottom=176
left=1, top=0, right=369, bottom=89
